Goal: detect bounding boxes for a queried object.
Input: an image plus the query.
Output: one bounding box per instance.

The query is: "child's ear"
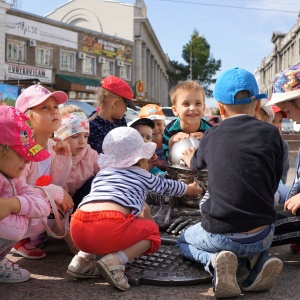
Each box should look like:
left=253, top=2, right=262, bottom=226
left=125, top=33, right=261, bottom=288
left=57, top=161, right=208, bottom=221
left=254, top=100, right=261, bottom=113
left=217, top=102, right=225, bottom=117
left=172, top=105, right=178, bottom=116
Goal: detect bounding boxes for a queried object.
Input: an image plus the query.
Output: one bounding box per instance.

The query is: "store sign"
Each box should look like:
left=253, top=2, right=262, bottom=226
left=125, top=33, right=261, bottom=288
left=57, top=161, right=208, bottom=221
left=6, top=14, right=78, bottom=49
left=5, top=64, right=53, bottom=84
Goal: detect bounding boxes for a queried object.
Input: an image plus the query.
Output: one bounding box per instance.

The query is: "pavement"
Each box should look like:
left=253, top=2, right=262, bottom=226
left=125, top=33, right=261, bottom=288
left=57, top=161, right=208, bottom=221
left=1, top=168, right=299, bottom=300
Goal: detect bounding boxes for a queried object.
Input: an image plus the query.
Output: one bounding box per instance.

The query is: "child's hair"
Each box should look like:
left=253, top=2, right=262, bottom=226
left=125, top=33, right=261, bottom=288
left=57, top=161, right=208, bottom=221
left=59, top=104, right=83, bottom=116
left=0, top=144, right=9, bottom=156
left=169, top=80, right=205, bottom=105
left=134, top=158, right=149, bottom=171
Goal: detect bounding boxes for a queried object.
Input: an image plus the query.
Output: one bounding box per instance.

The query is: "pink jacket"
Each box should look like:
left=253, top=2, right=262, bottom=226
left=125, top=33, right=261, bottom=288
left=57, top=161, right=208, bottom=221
left=64, top=144, right=99, bottom=195
left=21, top=139, right=72, bottom=204
left=0, top=174, right=50, bottom=241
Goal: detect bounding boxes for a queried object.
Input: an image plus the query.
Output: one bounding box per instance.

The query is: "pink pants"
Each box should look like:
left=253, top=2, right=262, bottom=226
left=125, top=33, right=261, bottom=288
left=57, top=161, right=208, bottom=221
left=70, top=210, right=161, bottom=255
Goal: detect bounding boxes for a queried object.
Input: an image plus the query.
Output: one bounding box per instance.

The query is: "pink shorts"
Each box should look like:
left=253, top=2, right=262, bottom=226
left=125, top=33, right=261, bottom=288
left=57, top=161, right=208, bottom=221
left=70, top=210, right=161, bottom=255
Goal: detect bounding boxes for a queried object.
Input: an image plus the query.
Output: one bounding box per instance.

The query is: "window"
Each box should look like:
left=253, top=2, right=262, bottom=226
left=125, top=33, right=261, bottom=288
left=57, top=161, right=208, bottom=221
left=102, top=60, right=115, bottom=76
left=60, top=50, right=76, bottom=71
left=7, top=41, right=25, bottom=62
left=36, top=47, right=52, bottom=67
left=82, top=56, right=96, bottom=75
left=120, top=63, right=131, bottom=80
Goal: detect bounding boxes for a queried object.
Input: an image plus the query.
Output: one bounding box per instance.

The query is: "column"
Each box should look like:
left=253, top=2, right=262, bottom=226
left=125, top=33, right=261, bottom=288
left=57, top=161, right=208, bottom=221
left=142, top=43, right=147, bottom=93
left=134, top=38, right=142, bottom=84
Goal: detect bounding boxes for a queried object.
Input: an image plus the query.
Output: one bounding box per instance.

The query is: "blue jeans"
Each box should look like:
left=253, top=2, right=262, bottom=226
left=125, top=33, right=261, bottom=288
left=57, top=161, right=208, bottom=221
left=177, top=223, right=275, bottom=275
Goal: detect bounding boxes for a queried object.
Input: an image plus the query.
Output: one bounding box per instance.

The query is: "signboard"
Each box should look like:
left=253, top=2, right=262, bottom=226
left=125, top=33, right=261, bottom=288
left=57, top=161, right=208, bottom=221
left=6, top=14, right=78, bottom=49
left=0, top=84, right=19, bottom=106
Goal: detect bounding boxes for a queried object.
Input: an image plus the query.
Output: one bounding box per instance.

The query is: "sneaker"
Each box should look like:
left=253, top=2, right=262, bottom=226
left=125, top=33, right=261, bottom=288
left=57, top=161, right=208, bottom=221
left=11, top=238, right=46, bottom=259
left=67, top=255, right=102, bottom=279
left=96, top=252, right=130, bottom=291
left=242, top=250, right=283, bottom=292
left=290, top=243, right=300, bottom=254
left=0, top=258, right=30, bottom=283
left=213, top=251, right=241, bottom=299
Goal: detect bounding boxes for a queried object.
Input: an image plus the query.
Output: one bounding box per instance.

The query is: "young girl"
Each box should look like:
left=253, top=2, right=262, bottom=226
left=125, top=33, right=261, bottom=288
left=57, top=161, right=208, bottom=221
left=88, top=75, right=136, bottom=154
left=70, top=127, right=202, bottom=291
left=0, top=106, right=50, bottom=283
left=11, top=84, right=76, bottom=259
left=54, top=105, right=99, bottom=210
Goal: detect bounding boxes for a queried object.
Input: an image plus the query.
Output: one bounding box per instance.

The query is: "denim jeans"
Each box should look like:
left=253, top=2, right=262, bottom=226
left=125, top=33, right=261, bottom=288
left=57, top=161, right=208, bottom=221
left=177, top=223, right=275, bottom=275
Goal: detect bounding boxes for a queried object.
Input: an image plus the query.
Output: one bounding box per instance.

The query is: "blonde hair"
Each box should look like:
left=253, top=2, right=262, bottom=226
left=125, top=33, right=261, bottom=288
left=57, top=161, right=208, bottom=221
left=59, top=104, right=83, bottom=116
left=134, top=158, right=149, bottom=171
left=0, top=144, right=9, bottom=156
left=169, top=80, right=206, bottom=105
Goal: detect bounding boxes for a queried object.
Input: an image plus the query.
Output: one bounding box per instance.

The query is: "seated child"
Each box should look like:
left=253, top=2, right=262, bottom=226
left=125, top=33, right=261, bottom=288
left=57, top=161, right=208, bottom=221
left=69, top=127, right=202, bottom=291
left=177, top=67, right=283, bottom=298
left=54, top=105, right=99, bottom=211
left=163, top=80, right=212, bottom=159
left=0, top=106, right=50, bottom=283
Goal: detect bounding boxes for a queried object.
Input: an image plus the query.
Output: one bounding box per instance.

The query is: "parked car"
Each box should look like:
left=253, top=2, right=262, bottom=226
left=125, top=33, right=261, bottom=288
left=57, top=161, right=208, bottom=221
left=293, top=121, right=300, bottom=133
left=124, top=107, right=139, bottom=123
left=282, top=118, right=294, bottom=134
left=161, top=107, right=176, bottom=125
left=60, top=99, right=95, bottom=117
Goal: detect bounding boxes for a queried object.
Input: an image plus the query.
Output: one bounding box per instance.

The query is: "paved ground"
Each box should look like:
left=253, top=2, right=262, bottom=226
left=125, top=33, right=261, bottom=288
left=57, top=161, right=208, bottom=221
left=1, top=168, right=299, bottom=300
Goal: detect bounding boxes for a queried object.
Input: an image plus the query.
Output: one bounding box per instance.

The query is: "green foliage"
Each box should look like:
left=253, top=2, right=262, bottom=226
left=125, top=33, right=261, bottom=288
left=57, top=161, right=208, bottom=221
left=168, top=29, right=221, bottom=98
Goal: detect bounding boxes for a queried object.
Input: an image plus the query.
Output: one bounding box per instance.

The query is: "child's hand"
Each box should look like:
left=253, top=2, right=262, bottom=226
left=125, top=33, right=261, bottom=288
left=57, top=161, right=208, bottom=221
left=180, top=146, right=196, bottom=169
left=60, top=190, right=74, bottom=212
left=169, top=132, right=190, bottom=149
left=0, top=197, right=21, bottom=220
left=284, top=194, right=300, bottom=215
left=190, top=132, right=204, bottom=140
left=185, top=182, right=203, bottom=197
left=52, top=138, right=71, bottom=156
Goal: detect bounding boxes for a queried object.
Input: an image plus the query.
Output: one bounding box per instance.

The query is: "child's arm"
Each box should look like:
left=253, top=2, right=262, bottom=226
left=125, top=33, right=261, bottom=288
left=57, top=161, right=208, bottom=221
left=190, top=132, right=204, bottom=140
left=185, top=182, right=203, bottom=198
left=0, top=197, right=21, bottom=220
left=284, top=194, right=300, bottom=215
left=180, top=146, right=196, bottom=169
left=51, top=137, right=71, bottom=156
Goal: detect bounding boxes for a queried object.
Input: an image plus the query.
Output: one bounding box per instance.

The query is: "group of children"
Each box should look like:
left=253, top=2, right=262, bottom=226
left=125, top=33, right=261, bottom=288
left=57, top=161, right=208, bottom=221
left=1, top=65, right=300, bottom=298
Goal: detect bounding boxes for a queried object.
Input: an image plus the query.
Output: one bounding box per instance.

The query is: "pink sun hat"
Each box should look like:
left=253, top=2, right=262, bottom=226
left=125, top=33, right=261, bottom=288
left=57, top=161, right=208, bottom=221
left=16, top=84, right=68, bottom=113
left=0, top=106, right=50, bottom=162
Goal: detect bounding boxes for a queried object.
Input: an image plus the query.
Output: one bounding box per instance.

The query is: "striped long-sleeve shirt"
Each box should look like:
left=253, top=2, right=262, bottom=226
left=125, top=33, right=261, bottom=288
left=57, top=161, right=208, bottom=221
left=79, top=166, right=187, bottom=216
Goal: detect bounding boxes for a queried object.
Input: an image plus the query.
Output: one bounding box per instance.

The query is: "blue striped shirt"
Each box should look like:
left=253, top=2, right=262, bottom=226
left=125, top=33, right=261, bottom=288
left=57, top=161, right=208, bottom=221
left=79, top=166, right=187, bottom=216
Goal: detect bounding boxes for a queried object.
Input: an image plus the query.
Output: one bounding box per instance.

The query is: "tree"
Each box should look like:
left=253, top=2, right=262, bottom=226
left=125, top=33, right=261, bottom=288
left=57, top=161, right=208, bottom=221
left=167, top=29, right=221, bottom=98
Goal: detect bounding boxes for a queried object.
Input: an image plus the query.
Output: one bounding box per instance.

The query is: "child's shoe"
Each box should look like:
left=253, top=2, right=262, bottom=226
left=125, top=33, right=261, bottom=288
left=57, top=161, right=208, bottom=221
left=96, top=252, right=130, bottom=291
left=11, top=238, right=46, bottom=259
left=290, top=243, right=300, bottom=254
left=0, top=257, right=30, bottom=283
left=213, top=251, right=241, bottom=298
left=67, top=255, right=102, bottom=278
left=242, top=250, right=283, bottom=292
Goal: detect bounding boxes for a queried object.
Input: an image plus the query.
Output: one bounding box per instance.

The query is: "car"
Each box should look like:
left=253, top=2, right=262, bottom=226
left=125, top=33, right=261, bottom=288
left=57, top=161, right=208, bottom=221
left=282, top=118, right=294, bottom=134
left=124, top=107, right=139, bottom=123
left=79, top=99, right=97, bottom=107
left=293, top=121, right=300, bottom=133
left=203, top=115, right=222, bottom=126
left=161, top=107, right=176, bottom=125
left=60, top=99, right=96, bottom=117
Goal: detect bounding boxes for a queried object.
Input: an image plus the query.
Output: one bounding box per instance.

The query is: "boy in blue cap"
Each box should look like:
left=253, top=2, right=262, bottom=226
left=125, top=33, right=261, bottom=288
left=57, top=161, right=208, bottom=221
left=177, top=67, right=283, bottom=298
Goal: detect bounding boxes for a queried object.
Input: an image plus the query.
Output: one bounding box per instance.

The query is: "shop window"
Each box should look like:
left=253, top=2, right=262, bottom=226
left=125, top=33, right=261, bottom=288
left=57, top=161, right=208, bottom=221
left=36, top=47, right=52, bottom=67
left=102, top=60, right=115, bottom=76
left=120, top=64, right=131, bottom=81
left=7, top=40, right=25, bottom=62
left=60, top=50, right=76, bottom=71
left=82, top=56, right=96, bottom=75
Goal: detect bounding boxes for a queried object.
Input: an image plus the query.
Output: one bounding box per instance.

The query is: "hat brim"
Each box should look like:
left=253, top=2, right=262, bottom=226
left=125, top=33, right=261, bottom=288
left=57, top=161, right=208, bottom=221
left=128, top=118, right=155, bottom=129
left=28, top=91, right=68, bottom=109
left=145, top=115, right=166, bottom=121
left=272, top=105, right=287, bottom=118
left=267, top=89, right=300, bottom=106
left=124, top=98, right=136, bottom=110
left=12, top=143, right=50, bottom=162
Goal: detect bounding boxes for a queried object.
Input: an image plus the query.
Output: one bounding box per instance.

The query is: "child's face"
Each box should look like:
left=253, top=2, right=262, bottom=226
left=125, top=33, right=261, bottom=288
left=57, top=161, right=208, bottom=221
left=172, top=90, right=205, bottom=126
left=30, top=97, right=62, bottom=134
left=277, top=99, right=300, bottom=123
left=254, top=108, right=268, bottom=123
left=65, top=132, right=89, bottom=156
left=152, top=120, right=165, bottom=143
left=134, top=124, right=153, bottom=143
left=0, top=148, right=29, bottom=178
left=272, top=112, right=283, bottom=133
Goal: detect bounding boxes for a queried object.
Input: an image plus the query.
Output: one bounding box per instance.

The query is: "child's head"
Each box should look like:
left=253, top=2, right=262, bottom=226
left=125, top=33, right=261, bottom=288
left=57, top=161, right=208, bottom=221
left=91, top=76, right=135, bottom=121
left=0, top=106, right=50, bottom=178
left=271, top=105, right=287, bottom=133
left=139, top=104, right=165, bottom=144
left=267, top=64, right=300, bottom=123
left=254, top=100, right=274, bottom=124
left=99, top=127, right=156, bottom=170
left=128, top=118, right=155, bottom=143
left=15, top=84, right=68, bottom=134
left=213, top=67, right=267, bottom=117
left=54, top=105, right=89, bottom=156
left=169, top=80, right=206, bottom=129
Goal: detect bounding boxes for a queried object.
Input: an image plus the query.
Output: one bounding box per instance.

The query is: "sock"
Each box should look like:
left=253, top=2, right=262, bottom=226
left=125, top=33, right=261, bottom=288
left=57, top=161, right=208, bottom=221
left=78, top=251, right=96, bottom=261
left=117, top=251, right=129, bottom=264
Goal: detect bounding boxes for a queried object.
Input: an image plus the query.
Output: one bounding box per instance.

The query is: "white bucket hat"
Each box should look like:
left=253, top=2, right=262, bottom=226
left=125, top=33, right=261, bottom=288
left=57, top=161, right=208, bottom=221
left=98, top=127, right=156, bottom=169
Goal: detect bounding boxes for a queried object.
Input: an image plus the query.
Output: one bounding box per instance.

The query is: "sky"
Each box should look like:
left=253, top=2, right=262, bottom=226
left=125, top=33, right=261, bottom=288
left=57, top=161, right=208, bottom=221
left=16, top=0, right=300, bottom=107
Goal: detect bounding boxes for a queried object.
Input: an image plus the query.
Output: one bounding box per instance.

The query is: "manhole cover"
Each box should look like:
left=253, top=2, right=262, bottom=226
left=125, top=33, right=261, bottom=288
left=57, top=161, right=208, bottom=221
left=126, top=244, right=212, bottom=286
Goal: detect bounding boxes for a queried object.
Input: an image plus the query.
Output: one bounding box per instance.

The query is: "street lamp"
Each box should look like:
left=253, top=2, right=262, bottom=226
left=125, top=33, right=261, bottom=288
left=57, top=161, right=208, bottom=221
left=190, top=34, right=204, bottom=80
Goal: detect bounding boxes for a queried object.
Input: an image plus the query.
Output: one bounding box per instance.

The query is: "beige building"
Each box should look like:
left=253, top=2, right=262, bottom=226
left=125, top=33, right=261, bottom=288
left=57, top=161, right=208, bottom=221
left=257, top=12, right=300, bottom=97
left=46, top=0, right=171, bottom=106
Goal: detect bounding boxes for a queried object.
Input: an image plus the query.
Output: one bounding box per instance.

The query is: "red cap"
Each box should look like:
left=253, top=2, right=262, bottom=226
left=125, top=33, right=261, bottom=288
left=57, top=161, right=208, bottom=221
left=271, top=105, right=287, bottom=118
left=101, top=76, right=136, bottom=110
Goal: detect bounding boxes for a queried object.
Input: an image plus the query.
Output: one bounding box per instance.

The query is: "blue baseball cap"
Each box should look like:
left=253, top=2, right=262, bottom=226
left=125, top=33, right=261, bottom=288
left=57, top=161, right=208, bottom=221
left=213, top=67, right=267, bottom=105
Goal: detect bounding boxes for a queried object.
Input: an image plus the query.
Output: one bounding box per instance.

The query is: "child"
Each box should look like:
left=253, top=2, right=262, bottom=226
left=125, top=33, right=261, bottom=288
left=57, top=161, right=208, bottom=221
left=162, top=80, right=212, bottom=159
left=54, top=105, right=99, bottom=210
left=70, top=127, right=202, bottom=291
left=139, top=104, right=168, bottom=170
left=178, top=67, right=283, bottom=298
left=88, top=76, right=136, bottom=154
left=12, top=84, right=76, bottom=259
left=0, top=106, right=50, bottom=283
left=254, top=99, right=274, bottom=124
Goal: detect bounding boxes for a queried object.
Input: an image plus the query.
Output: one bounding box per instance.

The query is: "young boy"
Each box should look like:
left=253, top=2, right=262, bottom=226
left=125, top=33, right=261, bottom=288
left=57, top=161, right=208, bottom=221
left=162, top=80, right=211, bottom=159
left=177, top=67, right=283, bottom=298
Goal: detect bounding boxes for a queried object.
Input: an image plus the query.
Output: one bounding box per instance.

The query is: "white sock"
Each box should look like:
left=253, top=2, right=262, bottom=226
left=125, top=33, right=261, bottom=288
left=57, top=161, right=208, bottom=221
left=117, top=251, right=129, bottom=264
left=78, top=251, right=96, bottom=261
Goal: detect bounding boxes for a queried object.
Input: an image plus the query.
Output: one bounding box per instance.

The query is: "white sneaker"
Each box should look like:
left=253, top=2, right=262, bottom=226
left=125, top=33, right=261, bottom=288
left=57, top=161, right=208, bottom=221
left=67, top=255, right=102, bottom=278
left=0, top=258, right=30, bottom=283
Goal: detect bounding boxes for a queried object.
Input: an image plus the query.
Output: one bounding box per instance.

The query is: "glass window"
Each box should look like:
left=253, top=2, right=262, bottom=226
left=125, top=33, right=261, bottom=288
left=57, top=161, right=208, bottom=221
left=82, top=56, right=96, bottom=75
left=36, top=47, right=52, bottom=67
left=7, top=41, right=25, bottom=62
left=102, top=60, right=115, bottom=76
left=120, top=63, right=131, bottom=80
left=60, top=50, right=76, bottom=71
